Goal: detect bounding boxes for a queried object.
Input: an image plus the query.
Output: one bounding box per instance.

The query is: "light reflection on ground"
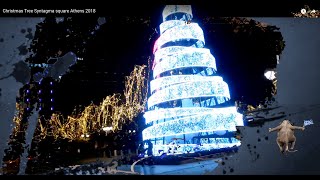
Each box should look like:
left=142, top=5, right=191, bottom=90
left=118, top=158, right=220, bottom=175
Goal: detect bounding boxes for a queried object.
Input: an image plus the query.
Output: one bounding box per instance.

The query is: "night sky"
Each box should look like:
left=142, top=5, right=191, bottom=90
left=1, top=2, right=320, bottom=175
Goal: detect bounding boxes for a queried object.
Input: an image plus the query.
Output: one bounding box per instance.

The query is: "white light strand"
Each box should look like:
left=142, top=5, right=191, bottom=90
left=143, top=5, right=244, bottom=156
left=154, top=46, right=210, bottom=64
left=148, top=79, right=230, bottom=108
left=153, top=23, right=205, bottom=54
left=153, top=49, right=216, bottom=78
left=162, top=5, right=193, bottom=22
left=150, top=75, right=223, bottom=93
left=144, top=106, right=239, bottom=124
left=152, top=139, right=240, bottom=156
left=142, top=112, right=243, bottom=140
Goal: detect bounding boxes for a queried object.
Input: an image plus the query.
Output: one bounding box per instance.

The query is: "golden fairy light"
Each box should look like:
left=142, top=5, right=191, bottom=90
left=292, top=6, right=319, bottom=18
left=37, top=64, right=149, bottom=141
left=11, top=102, right=24, bottom=137
left=272, top=79, right=277, bottom=96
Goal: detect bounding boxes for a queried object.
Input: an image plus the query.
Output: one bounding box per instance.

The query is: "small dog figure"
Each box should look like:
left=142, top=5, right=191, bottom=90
left=269, top=119, right=305, bottom=153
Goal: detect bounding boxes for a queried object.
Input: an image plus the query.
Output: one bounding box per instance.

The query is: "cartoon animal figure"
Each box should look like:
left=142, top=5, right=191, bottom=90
left=269, top=119, right=305, bottom=153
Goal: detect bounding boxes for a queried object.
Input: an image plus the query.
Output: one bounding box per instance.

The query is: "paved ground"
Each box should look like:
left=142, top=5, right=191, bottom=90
left=71, top=154, right=222, bottom=175
left=75, top=156, right=117, bottom=165
left=117, top=158, right=220, bottom=175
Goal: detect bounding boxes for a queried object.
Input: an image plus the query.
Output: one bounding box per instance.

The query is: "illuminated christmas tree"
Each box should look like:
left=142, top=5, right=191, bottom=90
left=142, top=5, right=244, bottom=156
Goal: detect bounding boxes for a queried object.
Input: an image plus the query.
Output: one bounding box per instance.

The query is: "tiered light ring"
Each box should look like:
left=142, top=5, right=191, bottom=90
left=142, top=5, right=244, bottom=156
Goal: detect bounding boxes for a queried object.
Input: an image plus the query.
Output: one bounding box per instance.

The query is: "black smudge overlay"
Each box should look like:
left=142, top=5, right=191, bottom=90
left=11, top=61, right=31, bottom=84
left=18, top=43, right=28, bottom=55
left=26, top=33, right=34, bottom=40
left=223, top=169, right=226, bottom=174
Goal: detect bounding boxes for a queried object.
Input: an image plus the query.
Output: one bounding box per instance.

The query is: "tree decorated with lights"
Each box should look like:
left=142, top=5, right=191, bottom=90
left=142, top=5, right=244, bottom=156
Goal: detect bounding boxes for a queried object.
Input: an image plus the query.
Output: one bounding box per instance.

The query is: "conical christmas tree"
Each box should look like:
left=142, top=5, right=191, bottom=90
left=142, top=5, right=244, bottom=156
